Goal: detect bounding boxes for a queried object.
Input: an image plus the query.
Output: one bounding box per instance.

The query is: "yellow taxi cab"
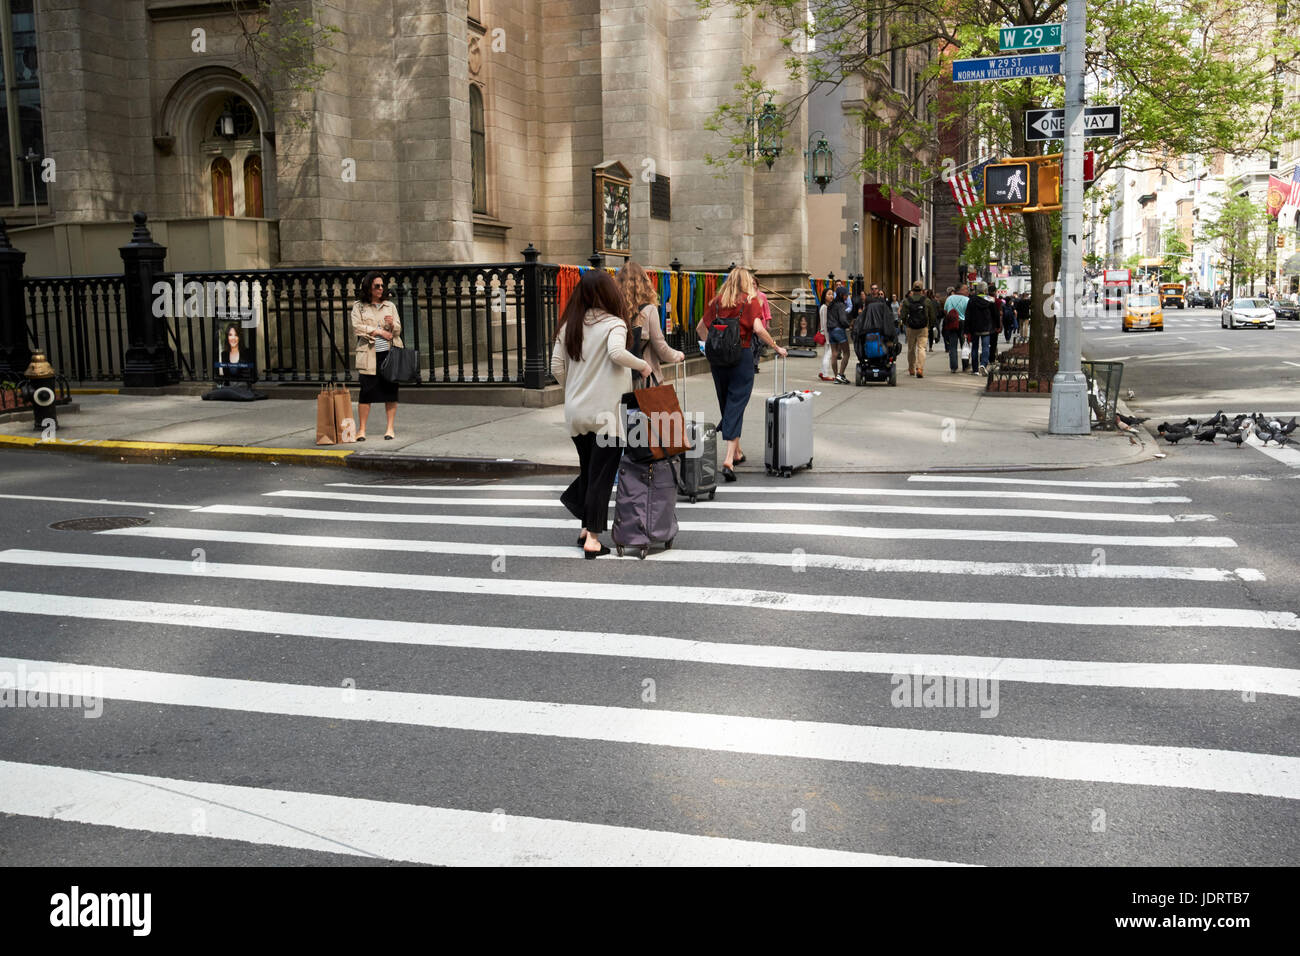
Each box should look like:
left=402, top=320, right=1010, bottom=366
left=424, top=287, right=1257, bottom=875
left=1122, top=293, right=1164, bottom=332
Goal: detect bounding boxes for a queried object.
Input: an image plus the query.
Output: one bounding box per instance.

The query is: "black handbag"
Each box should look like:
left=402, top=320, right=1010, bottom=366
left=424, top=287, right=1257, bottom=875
left=379, top=346, right=420, bottom=383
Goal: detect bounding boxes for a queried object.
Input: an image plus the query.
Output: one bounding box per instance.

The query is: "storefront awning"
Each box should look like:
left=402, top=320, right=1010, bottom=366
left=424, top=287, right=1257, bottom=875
left=864, top=185, right=922, bottom=227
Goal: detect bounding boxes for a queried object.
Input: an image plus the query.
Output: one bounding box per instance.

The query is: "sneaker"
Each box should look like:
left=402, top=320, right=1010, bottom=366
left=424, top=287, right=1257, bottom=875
left=836, top=374, right=850, bottom=384
left=819, top=373, right=835, bottom=382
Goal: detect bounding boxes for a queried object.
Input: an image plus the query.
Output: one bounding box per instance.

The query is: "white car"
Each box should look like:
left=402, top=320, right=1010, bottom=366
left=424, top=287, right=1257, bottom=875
left=1221, top=298, right=1276, bottom=329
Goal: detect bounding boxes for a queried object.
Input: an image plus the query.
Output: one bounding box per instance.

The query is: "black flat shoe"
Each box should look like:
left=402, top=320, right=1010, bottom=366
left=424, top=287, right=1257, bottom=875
left=356, top=436, right=366, bottom=442
left=735, top=454, right=747, bottom=464
left=583, top=544, right=611, bottom=559
left=384, top=434, right=395, bottom=440
left=576, top=532, right=587, bottom=547
left=722, top=465, right=737, bottom=482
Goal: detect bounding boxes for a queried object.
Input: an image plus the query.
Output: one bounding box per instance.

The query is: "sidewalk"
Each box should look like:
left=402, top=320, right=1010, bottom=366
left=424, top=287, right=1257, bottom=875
left=0, top=356, right=1157, bottom=474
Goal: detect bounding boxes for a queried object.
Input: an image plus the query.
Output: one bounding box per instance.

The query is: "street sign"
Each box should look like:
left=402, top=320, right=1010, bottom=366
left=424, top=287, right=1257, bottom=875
left=1084, top=149, right=1095, bottom=184
left=984, top=163, right=1032, bottom=206
left=952, top=52, right=1062, bottom=83
left=999, top=24, right=1062, bottom=51
left=1024, top=106, right=1122, bottom=141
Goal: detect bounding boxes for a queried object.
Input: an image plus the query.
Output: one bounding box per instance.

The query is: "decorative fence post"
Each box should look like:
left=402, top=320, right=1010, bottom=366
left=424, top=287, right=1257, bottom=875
left=521, top=243, right=549, bottom=389
left=120, top=212, right=179, bottom=387
left=0, top=219, right=30, bottom=378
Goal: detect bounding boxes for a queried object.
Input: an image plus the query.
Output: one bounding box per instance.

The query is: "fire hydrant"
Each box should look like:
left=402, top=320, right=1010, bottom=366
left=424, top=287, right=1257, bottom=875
left=21, top=351, right=57, bottom=432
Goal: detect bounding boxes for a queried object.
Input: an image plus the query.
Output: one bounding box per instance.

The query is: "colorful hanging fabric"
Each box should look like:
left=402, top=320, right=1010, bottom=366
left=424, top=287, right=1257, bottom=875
left=556, top=264, right=582, bottom=317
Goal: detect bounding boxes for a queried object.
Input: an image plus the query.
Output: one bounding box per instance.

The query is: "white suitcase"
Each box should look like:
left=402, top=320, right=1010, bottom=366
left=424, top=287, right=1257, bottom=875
left=764, top=355, right=813, bottom=478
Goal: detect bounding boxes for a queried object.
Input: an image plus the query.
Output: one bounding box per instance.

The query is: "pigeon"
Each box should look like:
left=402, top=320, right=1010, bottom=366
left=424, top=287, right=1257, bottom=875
left=1194, top=427, right=1218, bottom=443
left=1256, top=428, right=1275, bottom=445
left=1223, top=431, right=1245, bottom=448
left=1182, top=417, right=1199, bottom=428
left=1230, top=414, right=1248, bottom=430
left=1164, top=430, right=1190, bottom=444
left=1280, top=416, right=1297, bottom=434
left=1204, top=410, right=1226, bottom=428
left=1117, top=412, right=1148, bottom=426
left=1276, top=434, right=1293, bottom=448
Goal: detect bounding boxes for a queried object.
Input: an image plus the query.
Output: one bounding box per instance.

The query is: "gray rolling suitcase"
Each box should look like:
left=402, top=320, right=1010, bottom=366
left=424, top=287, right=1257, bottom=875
left=764, top=355, right=814, bottom=478
left=668, top=362, right=718, bottom=503
left=612, top=455, right=678, bottom=559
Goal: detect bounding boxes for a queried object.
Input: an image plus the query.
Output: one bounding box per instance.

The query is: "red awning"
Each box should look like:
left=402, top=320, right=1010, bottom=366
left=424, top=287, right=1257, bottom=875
left=864, top=185, right=922, bottom=227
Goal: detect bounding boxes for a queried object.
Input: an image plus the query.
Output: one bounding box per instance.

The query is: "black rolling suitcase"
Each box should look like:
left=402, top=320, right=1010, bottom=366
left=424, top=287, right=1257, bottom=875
left=668, top=362, right=718, bottom=503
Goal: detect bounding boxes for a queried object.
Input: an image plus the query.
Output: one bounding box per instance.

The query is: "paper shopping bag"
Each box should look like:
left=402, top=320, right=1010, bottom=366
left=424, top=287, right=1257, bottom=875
left=331, top=386, right=356, bottom=443
left=623, top=381, right=689, bottom=461
left=315, top=386, right=338, bottom=445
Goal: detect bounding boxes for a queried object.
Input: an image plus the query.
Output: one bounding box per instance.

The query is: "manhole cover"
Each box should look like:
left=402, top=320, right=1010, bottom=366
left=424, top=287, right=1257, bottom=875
left=49, top=516, right=151, bottom=532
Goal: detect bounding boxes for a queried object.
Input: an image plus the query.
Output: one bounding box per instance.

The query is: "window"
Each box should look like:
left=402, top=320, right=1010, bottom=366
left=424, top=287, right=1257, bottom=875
left=243, top=155, right=263, bottom=218
left=470, top=84, right=487, bottom=214
left=211, top=158, right=233, bottom=216
left=891, top=47, right=901, bottom=90
left=1, top=0, right=46, bottom=208
left=866, top=19, right=874, bottom=55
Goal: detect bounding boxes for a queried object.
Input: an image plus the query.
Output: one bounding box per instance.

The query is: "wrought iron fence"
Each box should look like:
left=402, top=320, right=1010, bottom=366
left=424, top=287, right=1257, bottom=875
left=22, top=275, right=128, bottom=383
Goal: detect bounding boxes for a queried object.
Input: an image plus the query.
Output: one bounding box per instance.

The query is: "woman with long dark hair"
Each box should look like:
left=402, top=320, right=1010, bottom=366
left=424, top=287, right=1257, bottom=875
left=550, top=270, right=652, bottom=558
left=350, top=271, right=402, bottom=441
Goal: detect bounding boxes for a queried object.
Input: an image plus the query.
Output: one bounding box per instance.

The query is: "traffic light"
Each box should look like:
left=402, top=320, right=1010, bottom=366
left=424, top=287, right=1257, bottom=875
left=984, top=163, right=1032, bottom=206
left=1037, top=164, right=1061, bottom=207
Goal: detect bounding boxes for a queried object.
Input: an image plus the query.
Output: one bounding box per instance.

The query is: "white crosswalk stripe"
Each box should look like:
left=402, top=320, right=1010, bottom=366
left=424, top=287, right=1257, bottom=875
left=1, top=473, right=1295, bottom=866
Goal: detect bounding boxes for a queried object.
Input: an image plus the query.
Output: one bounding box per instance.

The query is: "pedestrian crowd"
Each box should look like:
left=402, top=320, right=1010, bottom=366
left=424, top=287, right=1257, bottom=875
left=817, top=279, right=1031, bottom=380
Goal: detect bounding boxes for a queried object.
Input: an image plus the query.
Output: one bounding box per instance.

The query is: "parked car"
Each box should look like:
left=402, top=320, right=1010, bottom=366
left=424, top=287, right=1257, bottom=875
left=1187, top=290, right=1214, bottom=308
left=1123, top=293, right=1164, bottom=332
left=1221, top=298, right=1276, bottom=329
left=1270, top=298, right=1299, bottom=321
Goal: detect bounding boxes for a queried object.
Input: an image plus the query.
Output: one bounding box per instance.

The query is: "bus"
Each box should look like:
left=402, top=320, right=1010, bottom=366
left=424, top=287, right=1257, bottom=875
left=1159, top=283, right=1185, bottom=309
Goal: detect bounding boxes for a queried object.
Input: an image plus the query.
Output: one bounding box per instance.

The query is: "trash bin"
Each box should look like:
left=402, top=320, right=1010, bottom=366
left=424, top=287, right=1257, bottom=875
left=1081, top=360, right=1123, bottom=429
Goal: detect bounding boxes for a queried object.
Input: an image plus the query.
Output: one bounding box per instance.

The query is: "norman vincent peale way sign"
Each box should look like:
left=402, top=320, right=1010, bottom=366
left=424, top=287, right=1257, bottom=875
left=952, top=52, right=1062, bottom=83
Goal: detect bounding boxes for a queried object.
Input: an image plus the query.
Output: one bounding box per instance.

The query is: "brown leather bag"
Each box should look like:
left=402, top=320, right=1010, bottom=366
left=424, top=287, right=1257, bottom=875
left=624, top=375, right=690, bottom=461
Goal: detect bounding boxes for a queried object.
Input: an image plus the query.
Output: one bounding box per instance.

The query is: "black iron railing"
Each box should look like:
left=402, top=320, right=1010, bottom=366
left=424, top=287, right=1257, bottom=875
left=22, top=275, right=128, bottom=383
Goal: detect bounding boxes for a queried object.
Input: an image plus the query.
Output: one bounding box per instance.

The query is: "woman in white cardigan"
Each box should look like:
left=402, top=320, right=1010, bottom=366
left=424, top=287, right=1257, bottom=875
left=550, top=270, right=652, bottom=558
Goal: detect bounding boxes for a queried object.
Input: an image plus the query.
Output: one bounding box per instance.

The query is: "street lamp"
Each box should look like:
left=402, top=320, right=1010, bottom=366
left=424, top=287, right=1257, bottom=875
left=20, top=149, right=40, bottom=225
left=748, top=99, right=782, bottom=170
left=804, top=132, right=833, bottom=192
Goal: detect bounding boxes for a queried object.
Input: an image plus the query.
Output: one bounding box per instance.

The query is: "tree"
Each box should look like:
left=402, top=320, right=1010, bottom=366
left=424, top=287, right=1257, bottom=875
left=1200, top=191, right=1271, bottom=294
left=697, top=0, right=1300, bottom=382
left=228, top=1, right=341, bottom=127
left=1159, top=224, right=1191, bottom=281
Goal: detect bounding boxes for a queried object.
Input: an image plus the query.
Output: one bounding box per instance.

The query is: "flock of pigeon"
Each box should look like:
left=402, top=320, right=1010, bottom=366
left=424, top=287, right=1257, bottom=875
left=1137, top=411, right=1300, bottom=447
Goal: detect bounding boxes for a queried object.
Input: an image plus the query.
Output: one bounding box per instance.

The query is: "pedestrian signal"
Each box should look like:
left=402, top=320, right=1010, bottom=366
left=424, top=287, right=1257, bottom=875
left=984, top=163, right=1032, bottom=206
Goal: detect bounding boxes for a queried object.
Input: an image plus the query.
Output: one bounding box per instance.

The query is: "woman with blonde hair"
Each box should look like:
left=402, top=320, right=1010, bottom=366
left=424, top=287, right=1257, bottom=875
left=615, top=261, right=685, bottom=384
left=695, top=267, right=787, bottom=482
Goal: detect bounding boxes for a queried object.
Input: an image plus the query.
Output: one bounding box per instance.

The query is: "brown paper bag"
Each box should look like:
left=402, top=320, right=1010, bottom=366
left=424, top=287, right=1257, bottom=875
left=331, top=387, right=356, bottom=444
left=625, top=381, right=689, bottom=460
left=315, top=386, right=338, bottom=445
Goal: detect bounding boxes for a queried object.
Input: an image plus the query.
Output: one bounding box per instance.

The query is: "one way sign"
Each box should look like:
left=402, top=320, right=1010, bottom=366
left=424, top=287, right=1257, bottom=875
left=1024, top=106, right=1121, bottom=141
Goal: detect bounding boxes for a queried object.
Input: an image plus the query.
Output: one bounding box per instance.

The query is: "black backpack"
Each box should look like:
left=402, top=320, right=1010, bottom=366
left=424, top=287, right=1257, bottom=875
left=904, top=296, right=928, bottom=330
left=705, top=306, right=743, bottom=367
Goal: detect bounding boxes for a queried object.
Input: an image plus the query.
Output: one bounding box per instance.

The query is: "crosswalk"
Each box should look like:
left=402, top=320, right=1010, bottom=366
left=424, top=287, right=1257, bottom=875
left=0, top=473, right=1296, bottom=865
left=1082, top=313, right=1300, bottom=332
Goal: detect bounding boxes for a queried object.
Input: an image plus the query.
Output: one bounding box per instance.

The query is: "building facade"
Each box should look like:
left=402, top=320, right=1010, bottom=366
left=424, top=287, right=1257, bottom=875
left=9, top=0, right=814, bottom=285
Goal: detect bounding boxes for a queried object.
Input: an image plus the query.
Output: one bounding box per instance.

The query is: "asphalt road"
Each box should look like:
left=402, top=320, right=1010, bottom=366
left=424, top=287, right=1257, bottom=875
left=0, top=449, right=1296, bottom=866
left=1082, top=306, right=1300, bottom=427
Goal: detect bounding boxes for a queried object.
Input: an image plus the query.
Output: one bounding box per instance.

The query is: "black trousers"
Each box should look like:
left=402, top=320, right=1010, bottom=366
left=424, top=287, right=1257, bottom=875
left=561, top=432, right=622, bottom=534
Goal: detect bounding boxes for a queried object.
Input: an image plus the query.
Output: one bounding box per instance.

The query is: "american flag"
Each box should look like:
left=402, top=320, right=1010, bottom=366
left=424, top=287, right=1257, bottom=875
left=949, top=159, right=1012, bottom=237
left=1287, top=166, right=1300, bottom=210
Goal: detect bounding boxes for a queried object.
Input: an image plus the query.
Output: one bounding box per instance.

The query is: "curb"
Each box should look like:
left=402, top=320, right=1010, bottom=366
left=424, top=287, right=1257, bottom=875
left=0, top=434, right=352, bottom=467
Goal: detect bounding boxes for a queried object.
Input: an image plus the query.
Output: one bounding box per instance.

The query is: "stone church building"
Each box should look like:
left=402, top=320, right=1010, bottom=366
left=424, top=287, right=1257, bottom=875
left=8, top=0, right=939, bottom=296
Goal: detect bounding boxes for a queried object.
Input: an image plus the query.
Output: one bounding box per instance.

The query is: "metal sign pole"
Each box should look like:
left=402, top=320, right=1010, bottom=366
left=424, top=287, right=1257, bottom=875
left=1049, top=0, right=1089, bottom=434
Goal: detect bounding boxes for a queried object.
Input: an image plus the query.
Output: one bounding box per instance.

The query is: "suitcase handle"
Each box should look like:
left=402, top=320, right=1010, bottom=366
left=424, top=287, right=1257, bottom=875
left=673, top=360, right=688, bottom=413
left=774, top=352, right=787, bottom=395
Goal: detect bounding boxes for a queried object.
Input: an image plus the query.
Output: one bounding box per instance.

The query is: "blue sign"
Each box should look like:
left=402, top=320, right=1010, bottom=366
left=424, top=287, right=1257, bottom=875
left=952, top=52, right=1062, bottom=83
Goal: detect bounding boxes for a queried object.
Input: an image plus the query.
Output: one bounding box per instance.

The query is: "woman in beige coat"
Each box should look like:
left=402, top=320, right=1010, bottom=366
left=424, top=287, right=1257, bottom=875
left=615, top=261, right=685, bottom=385
left=350, top=271, right=402, bottom=440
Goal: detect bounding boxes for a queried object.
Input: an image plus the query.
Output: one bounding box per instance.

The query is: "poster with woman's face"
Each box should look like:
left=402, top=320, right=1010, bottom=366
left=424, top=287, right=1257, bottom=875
left=603, top=180, right=630, bottom=253
left=216, top=323, right=255, bottom=381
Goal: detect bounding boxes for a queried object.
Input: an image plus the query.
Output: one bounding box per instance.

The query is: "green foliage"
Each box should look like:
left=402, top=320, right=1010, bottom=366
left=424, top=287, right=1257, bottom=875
left=230, top=1, right=341, bottom=124
left=1199, top=190, right=1272, bottom=283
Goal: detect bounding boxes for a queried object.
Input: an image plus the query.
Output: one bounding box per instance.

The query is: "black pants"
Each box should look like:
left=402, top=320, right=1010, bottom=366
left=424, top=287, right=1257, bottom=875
left=561, top=432, right=622, bottom=534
